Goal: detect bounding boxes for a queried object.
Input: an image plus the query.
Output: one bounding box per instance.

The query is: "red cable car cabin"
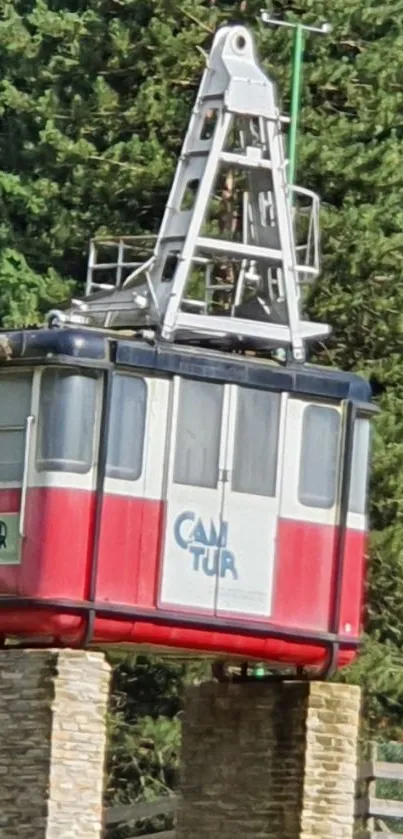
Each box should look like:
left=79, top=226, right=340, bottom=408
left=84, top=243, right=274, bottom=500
left=0, top=329, right=373, bottom=675
left=0, top=25, right=377, bottom=677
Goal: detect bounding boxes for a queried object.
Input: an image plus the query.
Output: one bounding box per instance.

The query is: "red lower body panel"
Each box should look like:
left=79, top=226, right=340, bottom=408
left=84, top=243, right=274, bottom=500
left=95, top=494, right=163, bottom=607
left=272, top=519, right=366, bottom=637
left=0, top=489, right=365, bottom=668
left=0, top=486, right=96, bottom=637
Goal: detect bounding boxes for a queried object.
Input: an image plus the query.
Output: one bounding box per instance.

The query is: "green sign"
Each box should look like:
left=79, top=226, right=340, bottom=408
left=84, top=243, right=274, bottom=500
left=0, top=514, right=21, bottom=566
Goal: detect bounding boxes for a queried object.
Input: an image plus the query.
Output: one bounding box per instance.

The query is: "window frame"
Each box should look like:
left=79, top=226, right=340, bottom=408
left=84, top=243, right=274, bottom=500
left=0, top=370, right=33, bottom=484
left=231, top=385, right=281, bottom=498
left=173, top=377, right=224, bottom=489
left=105, top=372, right=148, bottom=482
left=36, top=366, right=100, bottom=475
left=348, top=416, right=372, bottom=517
left=298, top=402, right=341, bottom=510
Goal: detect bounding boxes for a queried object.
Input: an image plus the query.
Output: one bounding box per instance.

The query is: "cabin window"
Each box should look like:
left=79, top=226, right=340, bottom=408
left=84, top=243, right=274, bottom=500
left=299, top=405, right=340, bottom=509
left=174, top=379, right=224, bottom=488
left=349, top=418, right=371, bottom=515
left=106, top=375, right=147, bottom=481
left=0, top=373, right=32, bottom=482
left=232, top=387, right=281, bottom=497
left=37, top=368, right=98, bottom=473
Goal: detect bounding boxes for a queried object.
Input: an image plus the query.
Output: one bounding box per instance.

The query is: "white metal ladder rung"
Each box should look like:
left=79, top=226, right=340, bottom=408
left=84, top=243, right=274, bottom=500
left=192, top=256, right=214, bottom=266
left=88, top=283, right=116, bottom=291
left=183, top=298, right=206, bottom=309
left=172, top=312, right=331, bottom=342
left=219, top=151, right=274, bottom=171
left=91, top=262, right=142, bottom=271
left=196, top=237, right=283, bottom=263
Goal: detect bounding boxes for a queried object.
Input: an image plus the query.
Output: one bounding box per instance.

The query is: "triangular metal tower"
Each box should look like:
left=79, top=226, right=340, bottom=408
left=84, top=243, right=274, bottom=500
left=50, top=25, right=331, bottom=362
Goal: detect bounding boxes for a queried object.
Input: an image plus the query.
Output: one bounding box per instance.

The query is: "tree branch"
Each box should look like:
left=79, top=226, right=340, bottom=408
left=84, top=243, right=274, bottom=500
left=180, top=8, right=214, bottom=34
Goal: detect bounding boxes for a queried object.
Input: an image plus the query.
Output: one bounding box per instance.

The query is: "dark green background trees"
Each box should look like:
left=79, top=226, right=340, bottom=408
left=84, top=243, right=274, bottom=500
left=2, top=0, right=403, bottom=827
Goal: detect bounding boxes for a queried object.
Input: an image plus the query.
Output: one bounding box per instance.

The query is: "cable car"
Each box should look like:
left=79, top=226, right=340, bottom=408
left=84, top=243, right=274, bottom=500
left=0, top=26, right=375, bottom=677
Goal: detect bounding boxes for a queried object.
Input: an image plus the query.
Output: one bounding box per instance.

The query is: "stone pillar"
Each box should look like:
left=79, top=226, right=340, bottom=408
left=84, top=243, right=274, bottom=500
left=177, top=681, right=361, bottom=839
left=0, top=648, right=110, bottom=839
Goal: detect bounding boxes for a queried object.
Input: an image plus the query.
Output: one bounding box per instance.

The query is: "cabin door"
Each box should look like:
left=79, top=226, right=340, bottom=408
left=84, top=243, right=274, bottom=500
left=159, top=376, right=229, bottom=613
left=159, top=378, right=285, bottom=619
left=215, top=386, right=285, bottom=619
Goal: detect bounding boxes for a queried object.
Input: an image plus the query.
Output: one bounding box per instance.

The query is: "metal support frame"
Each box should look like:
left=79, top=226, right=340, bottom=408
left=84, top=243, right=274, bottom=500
left=55, top=25, right=331, bottom=362
left=85, top=236, right=156, bottom=296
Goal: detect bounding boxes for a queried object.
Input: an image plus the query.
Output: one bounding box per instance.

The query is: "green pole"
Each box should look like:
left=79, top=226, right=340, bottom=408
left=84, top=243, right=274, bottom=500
left=288, top=23, right=304, bottom=187
left=261, top=10, right=332, bottom=183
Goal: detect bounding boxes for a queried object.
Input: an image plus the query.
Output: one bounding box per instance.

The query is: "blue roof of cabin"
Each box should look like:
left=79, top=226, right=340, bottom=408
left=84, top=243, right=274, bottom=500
left=0, top=327, right=373, bottom=404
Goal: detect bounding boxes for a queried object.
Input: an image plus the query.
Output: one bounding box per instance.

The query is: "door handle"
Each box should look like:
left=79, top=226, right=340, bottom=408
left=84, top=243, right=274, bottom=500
left=19, top=415, right=35, bottom=539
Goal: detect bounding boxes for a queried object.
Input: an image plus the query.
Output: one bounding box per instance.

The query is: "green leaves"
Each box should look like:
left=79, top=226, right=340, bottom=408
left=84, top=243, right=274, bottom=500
left=105, top=653, right=184, bottom=824
left=0, top=248, right=71, bottom=327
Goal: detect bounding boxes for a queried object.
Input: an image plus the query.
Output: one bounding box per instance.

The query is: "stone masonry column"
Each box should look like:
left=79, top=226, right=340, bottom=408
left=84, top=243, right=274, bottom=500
left=0, top=648, right=110, bottom=839
left=176, top=680, right=361, bottom=839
